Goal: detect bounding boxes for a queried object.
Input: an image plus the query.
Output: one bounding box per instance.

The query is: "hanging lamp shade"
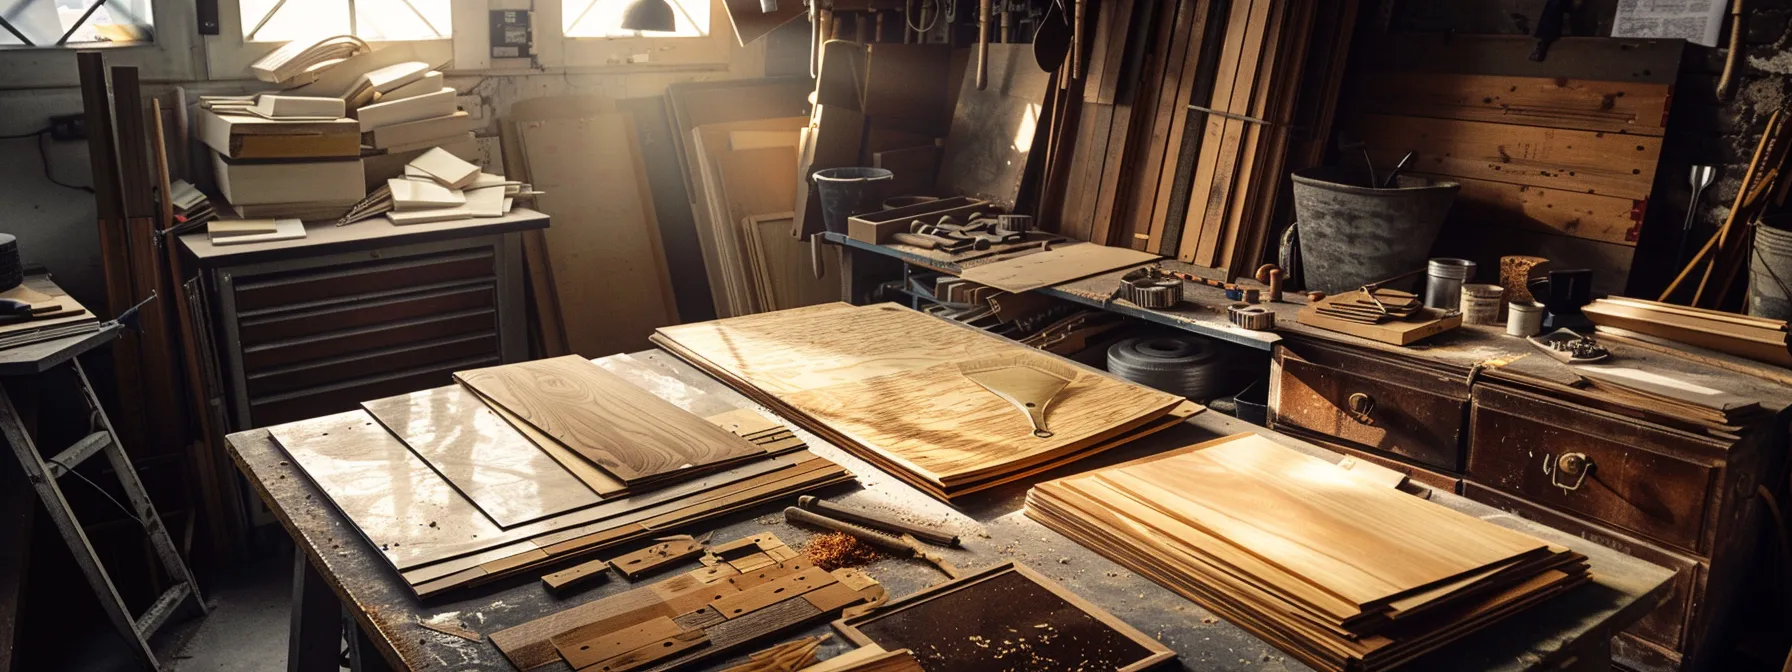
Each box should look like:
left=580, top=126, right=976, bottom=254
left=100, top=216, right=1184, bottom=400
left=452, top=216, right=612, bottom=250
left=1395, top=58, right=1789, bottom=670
left=621, top=0, right=677, bottom=32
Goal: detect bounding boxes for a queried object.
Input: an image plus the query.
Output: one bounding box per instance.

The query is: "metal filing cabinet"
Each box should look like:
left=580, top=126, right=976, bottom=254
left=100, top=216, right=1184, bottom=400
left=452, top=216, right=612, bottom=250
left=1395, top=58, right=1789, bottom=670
left=180, top=210, right=546, bottom=429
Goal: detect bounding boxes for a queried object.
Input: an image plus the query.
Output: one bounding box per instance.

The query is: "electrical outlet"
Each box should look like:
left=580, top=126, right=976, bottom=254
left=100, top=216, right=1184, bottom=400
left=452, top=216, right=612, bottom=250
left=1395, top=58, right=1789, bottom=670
left=48, top=114, right=85, bottom=141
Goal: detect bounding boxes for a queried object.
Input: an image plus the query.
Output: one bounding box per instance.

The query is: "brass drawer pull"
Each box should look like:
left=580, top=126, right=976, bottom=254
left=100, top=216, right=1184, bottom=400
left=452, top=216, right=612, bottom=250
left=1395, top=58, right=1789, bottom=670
left=1346, top=393, right=1375, bottom=425
left=1548, top=452, right=1594, bottom=492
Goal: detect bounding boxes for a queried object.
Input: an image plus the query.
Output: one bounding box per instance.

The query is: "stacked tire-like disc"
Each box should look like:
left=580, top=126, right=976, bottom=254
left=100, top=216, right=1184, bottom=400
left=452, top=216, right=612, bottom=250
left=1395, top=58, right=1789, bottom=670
left=1106, top=335, right=1226, bottom=400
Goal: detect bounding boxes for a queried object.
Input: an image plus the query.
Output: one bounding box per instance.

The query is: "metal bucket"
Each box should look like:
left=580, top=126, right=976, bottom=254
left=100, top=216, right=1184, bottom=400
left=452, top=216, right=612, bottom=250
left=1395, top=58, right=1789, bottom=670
left=813, top=167, right=894, bottom=235
left=1750, top=223, right=1792, bottom=319
left=1290, top=167, right=1460, bottom=293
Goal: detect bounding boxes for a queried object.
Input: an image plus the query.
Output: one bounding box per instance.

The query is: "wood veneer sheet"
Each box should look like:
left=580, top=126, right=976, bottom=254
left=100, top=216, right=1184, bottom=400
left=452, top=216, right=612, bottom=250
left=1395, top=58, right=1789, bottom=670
left=363, top=385, right=598, bottom=528
left=455, top=355, right=767, bottom=485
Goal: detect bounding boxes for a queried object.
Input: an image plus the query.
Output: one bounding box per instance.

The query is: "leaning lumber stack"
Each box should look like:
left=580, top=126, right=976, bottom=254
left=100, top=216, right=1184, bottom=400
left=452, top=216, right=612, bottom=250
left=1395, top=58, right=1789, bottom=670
left=1026, top=433, right=1590, bottom=672
left=266, top=354, right=853, bottom=597
left=1584, top=296, right=1792, bottom=368
left=1043, top=0, right=1353, bottom=282
left=653, top=303, right=1200, bottom=501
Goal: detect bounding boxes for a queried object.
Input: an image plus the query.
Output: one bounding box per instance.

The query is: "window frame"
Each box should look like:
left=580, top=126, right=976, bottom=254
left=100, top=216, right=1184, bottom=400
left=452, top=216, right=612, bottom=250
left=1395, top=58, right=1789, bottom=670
left=0, top=0, right=201, bottom=89
left=204, top=0, right=454, bottom=80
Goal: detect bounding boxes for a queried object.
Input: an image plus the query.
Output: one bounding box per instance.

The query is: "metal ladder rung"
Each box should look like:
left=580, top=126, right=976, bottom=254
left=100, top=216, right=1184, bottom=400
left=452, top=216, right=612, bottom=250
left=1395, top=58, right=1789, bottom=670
left=134, top=583, right=191, bottom=639
left=46, top=431, right=111, bottom=478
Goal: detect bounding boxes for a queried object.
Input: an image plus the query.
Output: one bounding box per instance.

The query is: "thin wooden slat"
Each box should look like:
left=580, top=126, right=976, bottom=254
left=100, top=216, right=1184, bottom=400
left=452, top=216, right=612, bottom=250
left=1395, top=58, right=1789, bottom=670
left=1138, top=0, right=1214, bottom=253
left=1154, top=0, right=1250, bottom=256
left=1353, top=114, right=1661, bottom=200
left=78, top=52, right=148, bottom=450
left=454, top=356, right=767, bottom=485
left=1184, top=0, right=1280, bottom=266
left=1359, top=72, right=1670, bottom=136
left=1195, top=0, right=1297, bottom=268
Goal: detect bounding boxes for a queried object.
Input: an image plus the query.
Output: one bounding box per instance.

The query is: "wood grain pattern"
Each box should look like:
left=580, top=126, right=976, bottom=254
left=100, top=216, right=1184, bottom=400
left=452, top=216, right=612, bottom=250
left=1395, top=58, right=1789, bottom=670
left=742, top=213, right=840, bottom=311
left=1441, top=174, right=1641, bottom=246
left=1359, top=72, right=1670, bottom=136
left=363, top=385, right=599, bottom=528
left=1353, top=114, right=1660, bottom=200
left=655, top=303, right=1188, bottom=498
left=456, top=356, right=767, bottom=484
left=956, top=243, right=1160, bottom=293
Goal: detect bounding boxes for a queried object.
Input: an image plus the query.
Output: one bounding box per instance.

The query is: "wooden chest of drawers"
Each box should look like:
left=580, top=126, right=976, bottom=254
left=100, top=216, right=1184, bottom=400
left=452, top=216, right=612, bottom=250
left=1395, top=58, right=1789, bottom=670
left=1269, top=335, right=1787, bottom=672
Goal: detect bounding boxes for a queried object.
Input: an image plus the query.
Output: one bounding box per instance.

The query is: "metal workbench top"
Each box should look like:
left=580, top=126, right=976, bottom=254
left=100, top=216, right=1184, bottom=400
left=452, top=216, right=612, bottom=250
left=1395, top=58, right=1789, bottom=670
left=228, top=349, right=1673, bottom=672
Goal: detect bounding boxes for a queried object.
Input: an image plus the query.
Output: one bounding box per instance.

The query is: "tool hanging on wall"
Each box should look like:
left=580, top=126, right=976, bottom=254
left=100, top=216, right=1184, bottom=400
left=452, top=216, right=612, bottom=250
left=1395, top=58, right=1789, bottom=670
left=1679, top=165, right=1718, bottom=268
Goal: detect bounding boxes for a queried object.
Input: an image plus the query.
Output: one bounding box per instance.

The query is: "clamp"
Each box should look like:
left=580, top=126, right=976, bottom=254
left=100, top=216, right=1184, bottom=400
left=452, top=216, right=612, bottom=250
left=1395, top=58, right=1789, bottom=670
left=1228, top=303, right=1276, bottom=331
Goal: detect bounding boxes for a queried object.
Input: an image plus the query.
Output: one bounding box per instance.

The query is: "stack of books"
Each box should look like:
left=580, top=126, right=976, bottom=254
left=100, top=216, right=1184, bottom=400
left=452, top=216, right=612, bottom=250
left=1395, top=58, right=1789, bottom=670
left=339, top=148, right=541, bottom=226
left=198, top=38, right=478, bottom=223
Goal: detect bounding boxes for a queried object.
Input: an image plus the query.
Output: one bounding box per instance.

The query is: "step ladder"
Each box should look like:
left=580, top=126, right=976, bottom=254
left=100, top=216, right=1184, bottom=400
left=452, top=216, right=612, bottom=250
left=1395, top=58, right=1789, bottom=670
left=0, top=358, right=208, bottom=670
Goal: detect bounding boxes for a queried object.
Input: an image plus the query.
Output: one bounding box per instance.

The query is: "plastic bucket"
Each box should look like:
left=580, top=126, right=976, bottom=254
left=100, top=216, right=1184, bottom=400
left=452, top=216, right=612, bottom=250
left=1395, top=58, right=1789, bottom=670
left=813, top=167, right=894, bottom=235
left=1750, top=223, right=1792, bottom=319
left=1290, top=167, right=1459, bottom=293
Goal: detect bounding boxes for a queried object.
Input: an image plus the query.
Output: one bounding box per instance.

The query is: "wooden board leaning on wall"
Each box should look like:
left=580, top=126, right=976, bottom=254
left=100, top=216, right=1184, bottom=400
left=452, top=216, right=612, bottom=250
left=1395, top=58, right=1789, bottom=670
left=1343, top=35, right=1683, bottom=296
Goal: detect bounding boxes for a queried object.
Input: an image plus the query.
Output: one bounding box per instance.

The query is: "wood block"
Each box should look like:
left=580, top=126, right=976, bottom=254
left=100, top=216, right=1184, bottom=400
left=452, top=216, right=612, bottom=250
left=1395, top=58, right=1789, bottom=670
left=585, top=629, right=710, bottom=672
left=800, top=582, right=869, bottom=613
left=552, top=616, right=682, bottom=670
left=607, top=539, right=708, bottom=580
left=541, top=559, right=609, bottom=593
left=728, top=552, right=777, bottom=574
left=709, top=567, right=837, bottom=619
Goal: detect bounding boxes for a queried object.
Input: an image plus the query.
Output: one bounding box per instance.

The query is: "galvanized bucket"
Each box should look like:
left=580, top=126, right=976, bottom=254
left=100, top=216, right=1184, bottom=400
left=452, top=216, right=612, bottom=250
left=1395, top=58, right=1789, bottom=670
left=1750, top=222, right=1792, bottom=319
left=1290, top=167, right=1460, bottom=293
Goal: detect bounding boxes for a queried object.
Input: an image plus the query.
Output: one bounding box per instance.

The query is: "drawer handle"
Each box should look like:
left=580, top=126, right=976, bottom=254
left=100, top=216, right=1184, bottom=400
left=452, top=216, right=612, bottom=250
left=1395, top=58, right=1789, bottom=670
left=1548, top=452, right=1594, bottom=492
left=1346, top=393, right=1375, bottom=425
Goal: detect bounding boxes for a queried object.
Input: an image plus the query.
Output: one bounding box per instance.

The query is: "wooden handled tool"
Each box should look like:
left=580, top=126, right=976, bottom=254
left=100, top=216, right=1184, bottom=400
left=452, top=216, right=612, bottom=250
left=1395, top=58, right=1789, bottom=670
left=976, top=0, right=991, bottom=90
left=1072, top=0, right=1085, bottom=78
left=784, top=507, right=961, bottom=578
left=798, top=496, right=960, bottom=547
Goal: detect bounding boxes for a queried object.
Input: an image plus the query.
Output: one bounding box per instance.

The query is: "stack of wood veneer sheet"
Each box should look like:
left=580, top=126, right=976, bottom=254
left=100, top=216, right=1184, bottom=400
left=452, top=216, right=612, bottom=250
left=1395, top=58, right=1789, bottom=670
left=1025, top=433, right=1591, bottom=672
left=266, top=354, right=852, bottom=597
left=652, top=303, right=1200, bottom=502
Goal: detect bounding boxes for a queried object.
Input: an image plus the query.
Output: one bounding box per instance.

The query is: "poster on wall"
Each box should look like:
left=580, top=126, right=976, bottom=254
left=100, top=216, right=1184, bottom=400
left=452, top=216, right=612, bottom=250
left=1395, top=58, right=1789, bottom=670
left=1611, top=0, right=1728, bottom=47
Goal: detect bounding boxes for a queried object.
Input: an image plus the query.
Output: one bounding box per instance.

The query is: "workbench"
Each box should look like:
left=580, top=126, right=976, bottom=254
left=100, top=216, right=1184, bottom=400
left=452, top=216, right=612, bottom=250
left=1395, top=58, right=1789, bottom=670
left=228, top=349, right=1674, bottom=672
left=828, top=233, right=1792, bottom=671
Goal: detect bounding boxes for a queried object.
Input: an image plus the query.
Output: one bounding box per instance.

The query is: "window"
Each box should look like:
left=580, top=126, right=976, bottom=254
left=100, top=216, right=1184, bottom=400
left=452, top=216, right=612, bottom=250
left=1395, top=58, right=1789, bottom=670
left=239, top=0, right=452, bottom=42
left=562, top=0, right=710, bottom=39
left=0, top=0, right=155, bottom=48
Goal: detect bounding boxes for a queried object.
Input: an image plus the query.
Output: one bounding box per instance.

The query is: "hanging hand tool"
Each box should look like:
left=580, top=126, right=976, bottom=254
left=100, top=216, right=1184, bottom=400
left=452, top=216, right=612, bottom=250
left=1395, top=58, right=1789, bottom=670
left=1380, top=151, right=1416, bottom=188
left=1071, top=0, right=1085, bottom=78
left=1717, top=0, right=1747, bottom=99
left=797, top=496, right=960, bottom=546
left=784, top=507, right=961, bottom=578
left=976, top=0, right=991, bottom=90
left=1032, top=0, right=1071, bottom=71
left=1679, top=165, right=1718, bottom=268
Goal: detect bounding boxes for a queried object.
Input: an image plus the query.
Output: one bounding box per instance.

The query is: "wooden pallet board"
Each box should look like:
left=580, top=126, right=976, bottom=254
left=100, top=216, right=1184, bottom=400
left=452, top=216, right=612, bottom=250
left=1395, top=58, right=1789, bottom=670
left=455, top=356, right=767, bottom=485
left=1352, top=114, right=1660, bottom=201
left=1358, top=72, right=1670, bottom=136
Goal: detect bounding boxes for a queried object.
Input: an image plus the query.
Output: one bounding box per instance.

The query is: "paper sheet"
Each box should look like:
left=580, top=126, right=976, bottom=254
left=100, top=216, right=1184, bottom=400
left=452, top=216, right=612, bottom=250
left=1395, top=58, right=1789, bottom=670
left=1612, top=0, right=1728, bottom=47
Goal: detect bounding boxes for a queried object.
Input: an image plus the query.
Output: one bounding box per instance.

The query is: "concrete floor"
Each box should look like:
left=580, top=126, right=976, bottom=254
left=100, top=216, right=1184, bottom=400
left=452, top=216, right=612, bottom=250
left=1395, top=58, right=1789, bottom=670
left=164, top=552, right=296, bottom=671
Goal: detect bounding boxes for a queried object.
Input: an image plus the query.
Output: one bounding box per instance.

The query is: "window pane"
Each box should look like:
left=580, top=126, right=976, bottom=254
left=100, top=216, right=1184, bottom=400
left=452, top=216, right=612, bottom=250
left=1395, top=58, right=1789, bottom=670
left=243, top=0, right=449, bottom=42
left=563, top=0, right=710, bottom=38
left=0, top=0, right=154, bottom=46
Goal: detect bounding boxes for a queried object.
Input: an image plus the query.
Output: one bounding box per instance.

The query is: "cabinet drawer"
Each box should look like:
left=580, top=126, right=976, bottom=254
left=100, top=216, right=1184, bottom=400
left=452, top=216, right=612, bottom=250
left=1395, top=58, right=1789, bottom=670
left=1462, top=482, right=1702, bottom=654
left=237, top=282, right=494, bottom=346
left=232, top=249, right=494, bottom=311
left=1467, top=385, right=1724, bottom=554
left=244, top=333, right=497, bottom=397
left=1272, top=342, right=1469, bottom=472
left=241, top=310, right=495, bottom=371
left=249, top=355, right=500, bottom=427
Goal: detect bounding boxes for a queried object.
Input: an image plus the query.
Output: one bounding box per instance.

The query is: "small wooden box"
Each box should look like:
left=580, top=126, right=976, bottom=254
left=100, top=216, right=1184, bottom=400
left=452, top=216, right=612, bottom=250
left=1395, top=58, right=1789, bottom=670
left=846, top=196, right=992, bottom=244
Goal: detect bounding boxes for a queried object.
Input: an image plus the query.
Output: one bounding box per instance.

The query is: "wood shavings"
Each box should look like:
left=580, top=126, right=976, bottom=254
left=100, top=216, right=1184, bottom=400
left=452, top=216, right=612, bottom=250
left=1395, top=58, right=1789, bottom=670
left=804, top=532, right=882, bottom=571
left=719, top=634, right=828, bottom=672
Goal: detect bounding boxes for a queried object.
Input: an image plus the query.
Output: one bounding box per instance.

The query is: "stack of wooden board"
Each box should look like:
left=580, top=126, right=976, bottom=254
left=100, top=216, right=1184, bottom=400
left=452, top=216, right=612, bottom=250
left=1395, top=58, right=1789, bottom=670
left=1584, top=296, right=1792, bottom=368
left=493, top=554, right=886, bottom=671
left=652, top=303, right=1199, bottom=501
left=268, top=355, right=853, bottom=597
left=1025, top=433, right=1591, bottom=672
left=1297, top=289, right=1462, bottom=345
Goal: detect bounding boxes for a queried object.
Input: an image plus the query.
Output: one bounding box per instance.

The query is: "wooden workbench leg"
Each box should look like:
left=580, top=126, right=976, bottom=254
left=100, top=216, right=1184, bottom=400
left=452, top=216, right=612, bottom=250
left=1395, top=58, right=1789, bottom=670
left=288, top=552, right=340, bottom=672
left=346, top=613, right=394, bottom=672
left=1555, top=635, right=1613, bottom=671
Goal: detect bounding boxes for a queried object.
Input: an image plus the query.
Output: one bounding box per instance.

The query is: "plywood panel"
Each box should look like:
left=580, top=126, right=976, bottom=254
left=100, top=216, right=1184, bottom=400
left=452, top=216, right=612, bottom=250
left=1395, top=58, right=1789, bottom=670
left=741, top=212, right=841, bottom=311
left=686, top=117, right=809, bottom=318
left=518, top=114, right=678, bottom=357
left=363, top=385, right=598, bottom=528
left=958, top=243, right=1160, bottom=293
left=1359, top=72, right=1669, bottom=136
left=1353, top=114, right=1659, bottom=200
left=455, top=356, right=766, bottom=484
left=1439, top=174, right=1641, bottom=246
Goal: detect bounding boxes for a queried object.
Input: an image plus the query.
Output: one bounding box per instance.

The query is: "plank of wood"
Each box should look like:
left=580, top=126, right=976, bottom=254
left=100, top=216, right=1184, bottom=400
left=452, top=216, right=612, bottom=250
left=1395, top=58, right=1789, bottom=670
left=586, top=629, right=711, bottom=672
left=541, top=558, right=610, bottom=593
left=958, top=243, right=1159, bottom=293
left=1371, top=34, right=1683, bottom=85
left=741, top=213, right=839, bottom=311
left=1438, top=174, right=1641, bottom=246
left=1358, top=72, right=1670, bottom=136
left=608, top=538, right=709, bottom=580
left=685, top=117, right=810, bottom=317
left=1352, top=114, right=1661, bottom=200
left=493, top=565, right=733, bottom=670
left=455, top=355, right=767, bottom=485
left=363, top=385, right=600, bottom=528
left=708, top=567, right=836, bottom=619
left=555, top=616, right=684, bottom=670
left=518, top=114, right=678, bottom=357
